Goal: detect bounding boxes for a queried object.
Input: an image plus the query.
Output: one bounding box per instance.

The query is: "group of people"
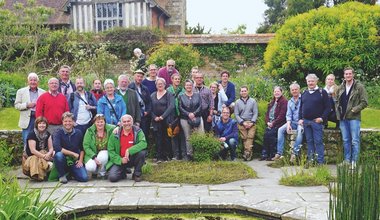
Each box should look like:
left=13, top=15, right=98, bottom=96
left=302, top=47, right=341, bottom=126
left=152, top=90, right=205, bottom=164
left=16, top=57, right=367, bottom=183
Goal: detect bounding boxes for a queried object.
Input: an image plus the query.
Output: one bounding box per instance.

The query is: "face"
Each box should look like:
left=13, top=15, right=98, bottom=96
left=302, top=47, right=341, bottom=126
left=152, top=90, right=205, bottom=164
left=121, top=116, right=133, bottom=131
left=62, top=117, right=74, bottom=131
left=134, top=73, right=144, bottom=84
left=118, top=77, right=128, bottom=90
left=273, top=88, right=283, bottom=99
left=105, top=83, right=115, bottom=95
left=172, top=75, right=181, bottom=86
left=75, top=79, right=85, bottom=91
left=240, top=88, right=248, bottom=98
left=210, top=84, right=217, bottom=94
left=221, top=109, right=230, bottom=121
left=326, top=76, right=335, bottom=86
left=191, top=69, right=198, bottom=78
left=37, top=121, right=47, bottom=132
left=221, top=73, right=229, bottom=83
left=95, top=118, right=105, bottom=130
left=156, top=80, right=165, bottom=91
left=344, top=70, right=354, bottom=82
left=48, top=79, right=59, bottom=92
left=290, top=86, right=300, bottom=98
left=28, top=77, right=38, bottom=90
left=149, top=67, right=157, bottom=78
left=194, top=74, right=204, bottom=85
left=93, top=80, right=102, bottom=90
left=166, top=61, right=175, bottom=71
left=184, top=82, right=193, bottom=92
left=307, top=78, right=317, bottom=89
left=59, top=68, right=70, bottom=80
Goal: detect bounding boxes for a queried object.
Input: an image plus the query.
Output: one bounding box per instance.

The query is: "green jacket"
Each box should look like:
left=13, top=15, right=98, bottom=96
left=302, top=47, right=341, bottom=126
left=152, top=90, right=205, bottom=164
left=83, top=123, right=116, bottom=163
left=117, top=89, right=141, bottom=123
left=335, top=80, right=368, bottom=120
left=106, top=125, right=147, bottom=170
left=167, top=85, right=185, bottom=116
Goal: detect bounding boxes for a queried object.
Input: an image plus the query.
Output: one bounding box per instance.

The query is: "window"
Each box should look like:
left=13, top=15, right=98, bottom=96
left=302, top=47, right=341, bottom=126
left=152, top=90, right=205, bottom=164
left=95, top=2, right=123, bottom=32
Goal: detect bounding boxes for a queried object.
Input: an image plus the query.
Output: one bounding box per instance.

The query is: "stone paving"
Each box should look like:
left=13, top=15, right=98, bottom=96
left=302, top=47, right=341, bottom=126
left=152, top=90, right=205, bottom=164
left=16, top=159, right=336, bottom=220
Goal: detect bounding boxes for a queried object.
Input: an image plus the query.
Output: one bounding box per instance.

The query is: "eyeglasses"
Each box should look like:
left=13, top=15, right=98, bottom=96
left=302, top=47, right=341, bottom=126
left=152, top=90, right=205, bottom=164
left=222, top=112, right=230, bottom=114
left=168, top=65, right=174, bottom=67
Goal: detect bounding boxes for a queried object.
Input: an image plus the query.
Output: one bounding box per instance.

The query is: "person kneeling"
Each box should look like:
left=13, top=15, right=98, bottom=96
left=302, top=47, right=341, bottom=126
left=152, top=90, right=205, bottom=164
left=107, top=114, right=147, bottom=182
left=215, top=107, right=238, bottom=161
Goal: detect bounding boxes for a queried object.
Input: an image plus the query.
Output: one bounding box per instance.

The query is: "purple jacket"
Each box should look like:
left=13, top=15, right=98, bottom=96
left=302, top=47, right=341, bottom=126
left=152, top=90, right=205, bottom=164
left=265, top=95, right=288, bottom=129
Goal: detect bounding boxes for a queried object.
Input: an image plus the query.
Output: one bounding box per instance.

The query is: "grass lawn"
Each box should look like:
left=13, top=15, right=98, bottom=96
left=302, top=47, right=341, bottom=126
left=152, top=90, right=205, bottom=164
left=143, top=160, right=257, bottom=184
left=0, top=108, right=20, bottom=130
left=279, top=165, right=335, bottom=186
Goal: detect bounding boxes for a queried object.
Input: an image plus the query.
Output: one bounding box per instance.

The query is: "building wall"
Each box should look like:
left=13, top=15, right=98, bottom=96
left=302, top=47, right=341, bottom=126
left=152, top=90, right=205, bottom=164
left=163, top=0, right=186, bottom=34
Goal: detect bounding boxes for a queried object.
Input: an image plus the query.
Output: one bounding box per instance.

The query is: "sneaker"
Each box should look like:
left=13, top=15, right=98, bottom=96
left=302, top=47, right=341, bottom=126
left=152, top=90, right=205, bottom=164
left=350, top=161, right=357, bottom=170
left=59, top=176, right=68, bottom=184
left=272, top=154, right=283, bottom=161
left=133, top=175, right=142, bottom=182
left=47, top=161, right=53, bottom=172
left=259, top=157, right=267, bottom=161
left=290, top=154, right=296, bottom=163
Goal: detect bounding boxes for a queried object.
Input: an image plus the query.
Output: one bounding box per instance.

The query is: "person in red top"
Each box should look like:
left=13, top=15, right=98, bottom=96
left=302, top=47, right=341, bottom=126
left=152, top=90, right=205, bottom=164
left=90, top=79, right=105, bottom=101
left=157, top=59, right=179, bottom=87
left=36, top=77, right=69, bottom=136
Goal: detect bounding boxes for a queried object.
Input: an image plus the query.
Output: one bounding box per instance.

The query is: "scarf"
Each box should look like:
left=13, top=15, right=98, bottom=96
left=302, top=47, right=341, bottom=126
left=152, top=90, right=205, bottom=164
left=34, top=128, right=49, bottom=151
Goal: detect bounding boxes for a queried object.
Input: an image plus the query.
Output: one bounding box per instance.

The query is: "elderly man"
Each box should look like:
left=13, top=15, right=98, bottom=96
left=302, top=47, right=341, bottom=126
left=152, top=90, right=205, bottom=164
left=117, top=74, right=141, bottom=126
left=273, top=82, right=303, bottom=162
left=157, top=59, right=179, bottom=86
left=57, top=65, right=76, bottom=98
left=299, top=74, right=330, bottom=166
left=234, top=86, right=258, bottom=161
left=133, top=48, right=147, bottom=72
left=129, top=69, right=152, bottom=136
left=36, top=77, right=69, bottom=135
left=15, top=72, right=45, bottom=151
left=107, top=114, right=147, bottom=182
left=68, top=77, right=97, bottom=134
left=53, top=112, right=88, bottom=184
left=193, top=72, right=214, bottom=132
left=336, top=67, right=368, bottom=169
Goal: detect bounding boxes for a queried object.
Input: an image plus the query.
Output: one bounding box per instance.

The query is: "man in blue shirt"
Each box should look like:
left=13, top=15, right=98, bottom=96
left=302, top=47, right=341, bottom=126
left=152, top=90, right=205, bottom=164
left=215, top=107, right=238, bottom=161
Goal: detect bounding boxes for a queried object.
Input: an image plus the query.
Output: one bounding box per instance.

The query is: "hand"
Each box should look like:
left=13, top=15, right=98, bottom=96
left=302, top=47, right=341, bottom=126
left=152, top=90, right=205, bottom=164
left=188, top=113, right=195, bottom=120
left=75, top=160, right=83, bottom=168
left=267, top=122, right=273, bottom=128
left=85, top=105, right=92, bottom=110
left=207, top=115, right=212, bottom=123
left=27, top=102, right=36, bottom=108
left=154, top=116, right=161, bottom=122
left=314, top=118, right=323, bottom=124
left=144, top=112, right=148, bottom=116
left=286, top=125, right=292, bottom=134
left=73, top=152, right=79, bottom=160
left=219, top=137, right=226, bottom=142
left=122, top=157, right=129, bottom=164
left=94, top=158, right=101, bottom=165
left=218, top=83, right=224, bottom=91
left=113, top=126, right=119, bottom=134
left=298, top=120, right=304, bottom=126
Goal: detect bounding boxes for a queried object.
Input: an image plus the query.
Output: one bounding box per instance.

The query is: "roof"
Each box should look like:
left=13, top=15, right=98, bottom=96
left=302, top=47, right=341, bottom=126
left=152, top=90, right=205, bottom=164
left=145, top=0, right=170, bottom=17
left=3, top=0, right=70, bottom=25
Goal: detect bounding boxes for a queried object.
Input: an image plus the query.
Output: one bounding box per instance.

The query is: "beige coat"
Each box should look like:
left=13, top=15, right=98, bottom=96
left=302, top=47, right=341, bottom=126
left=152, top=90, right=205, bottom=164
left=14, top=86, right=45, bottom=129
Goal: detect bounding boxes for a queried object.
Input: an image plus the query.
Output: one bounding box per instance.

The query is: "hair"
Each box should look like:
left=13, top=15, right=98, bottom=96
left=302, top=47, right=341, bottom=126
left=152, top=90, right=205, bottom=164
left=104, top=78, right=115, bottom=87
left=191, top=66, right=199, bottom=72
left=221, top=106, right=231, bottom=114
left=121, top=114, right=133, bottom=123
left=61, top=112, right=74, bottom=121
left=118, top=74, right=129, bottom=82
left=305, top=73, right=319, bottom=81
left=166, top=59, right=175, bottom=65
left=155, top=77, right=166, bottom=86
left=209, top=82, right=219, bottom=93
left=48, top=77, right=58, bottom=84
left=27, top=72, right=39, bottom=81
left=93, top=79, right=102, bottom=84
left=273, top=86, right=283, bottom=92
left=149, top=64, right=157, bottom=70
left=289, top=82, right=300, bottom=90
left=133, top=48, right=142, bottom=54
left=171, top=73, right=181, bottom=79
left=59, top=65, right=71, bottom=71
left=220, top=71, right=230, bottom=77
left=76, top=77, right=85, bottom=84
left=240, top=85, right=249, bottom=91
left=34, top=116, right=48, bottom=129
left=184, top=79, right=194, bottom=85
left=93, top=114, right=105, bottom=123
left=343, top=66, right=355, bottom=74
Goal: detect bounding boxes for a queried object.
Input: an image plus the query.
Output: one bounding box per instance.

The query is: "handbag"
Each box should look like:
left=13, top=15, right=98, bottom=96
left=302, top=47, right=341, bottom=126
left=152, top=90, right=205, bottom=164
left=188, top=117, right=201, bottom=128
left=167, top=117, right=180, bottom=137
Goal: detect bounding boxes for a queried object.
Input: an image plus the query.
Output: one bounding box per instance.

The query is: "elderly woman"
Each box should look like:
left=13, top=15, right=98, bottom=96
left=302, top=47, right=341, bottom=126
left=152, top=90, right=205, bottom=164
left=22, top=116, right=53, bottom=181
left=324, top=74, right=339, bottom=128
left=151, top=78, right=175, bottom=162
left=261, top=86, right=288, bottom=161
left=210, top=81, right=228, bottom=128
left=97, top=79, right=126, bottom=125
left=83, top=114, right=116, bottom=178
left=179, top=79, right=204, bottom=161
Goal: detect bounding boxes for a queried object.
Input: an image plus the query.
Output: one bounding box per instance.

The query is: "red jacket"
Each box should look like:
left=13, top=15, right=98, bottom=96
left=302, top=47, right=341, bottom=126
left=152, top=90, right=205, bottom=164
left=35, top=92, right=69, bottom=125
left=265, top=95, right=288, bottom=128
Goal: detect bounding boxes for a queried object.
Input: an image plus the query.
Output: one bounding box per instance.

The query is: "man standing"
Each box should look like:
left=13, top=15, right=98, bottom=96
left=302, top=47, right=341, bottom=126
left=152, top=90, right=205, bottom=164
left=129, top=70, right=152, bottom=136
left=157, top=59, right=179, bottom=86
left=107, top=114, right=147, bottom=182
left=15, top=72, right=45, bottom=151
left=299, top=74, right=330, bottom=166
left=193, top=72, right=214, bottom=132
left=234, top=86, right=258, bottom=161
left=336, top=67, right=368, bottom=168
left=53, top=112, right=88, bottom=184
left=215, top=107, right=238, bottom=161
left=57, top=65, right=76, bottom=98
left=219, top=71, right=236, bottom=111
left=68, top=77, right=97, bottom=135
left=273, top=83, right=303, bottom=162
left=117, top=74, right=141, bottom=126
left=36, top=77, right=69, bottom=135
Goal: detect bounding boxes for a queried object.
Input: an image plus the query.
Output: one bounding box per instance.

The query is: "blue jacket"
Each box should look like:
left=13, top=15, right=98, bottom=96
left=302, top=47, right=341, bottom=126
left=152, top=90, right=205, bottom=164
left=68, top=91, right=97, bottom=121
left=97, top=93, right=126, bottom=125
left=215, top=118, right=238, bottom=141
left=53, top=127, right=83, bottom=153
left=218, top=81, right=235, bottom=107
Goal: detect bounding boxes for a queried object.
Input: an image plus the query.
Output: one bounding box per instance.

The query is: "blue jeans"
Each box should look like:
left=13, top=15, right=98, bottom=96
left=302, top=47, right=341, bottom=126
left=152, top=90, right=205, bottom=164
left=219, top=138, right=238, bottom=160
left=54, top=152, right=88, bottom=182
left=22, top=114, right=36, bottom=151
left=277, top=122, right=303, bottom=155
left=303, top=119, right=324, bottom=164
left=340, top=119, right=361, bottom=162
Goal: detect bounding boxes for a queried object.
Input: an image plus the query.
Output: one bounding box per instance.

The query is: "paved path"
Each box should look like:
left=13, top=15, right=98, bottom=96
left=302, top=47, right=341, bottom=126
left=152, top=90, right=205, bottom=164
left=16, top=160, right=335, bottom=220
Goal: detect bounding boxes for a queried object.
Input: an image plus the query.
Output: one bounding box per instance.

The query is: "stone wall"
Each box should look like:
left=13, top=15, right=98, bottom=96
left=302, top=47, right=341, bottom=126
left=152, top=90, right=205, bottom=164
left=165, top=34, right=275, bottom=44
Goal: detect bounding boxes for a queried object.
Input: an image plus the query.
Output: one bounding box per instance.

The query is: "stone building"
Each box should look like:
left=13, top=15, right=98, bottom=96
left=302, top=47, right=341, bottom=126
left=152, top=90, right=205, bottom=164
left=4, top=0, right=186, bottom=34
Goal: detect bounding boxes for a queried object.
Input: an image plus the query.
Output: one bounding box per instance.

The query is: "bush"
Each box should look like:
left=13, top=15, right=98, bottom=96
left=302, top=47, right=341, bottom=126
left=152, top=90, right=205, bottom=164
left=0, top=72, right=26, bottom=108
left=364, top=80, right=380, bottom=109
left=0, top=140, right=13, bottom=173
left=147, top=43, right=201, bottom=79
left=264, top=2, right=380, bottom=84
left=189, top=132, right=220, bottom=162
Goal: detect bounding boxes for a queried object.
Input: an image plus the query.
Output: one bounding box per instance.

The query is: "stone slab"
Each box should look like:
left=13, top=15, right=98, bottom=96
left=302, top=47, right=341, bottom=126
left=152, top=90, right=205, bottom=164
left=64, top=192, right=113, bottom=212
left=158, top=186, right=209, bottom=197
left=138, top=196, right=200, bottom=209
left=297, top=192, right=330, bottom=202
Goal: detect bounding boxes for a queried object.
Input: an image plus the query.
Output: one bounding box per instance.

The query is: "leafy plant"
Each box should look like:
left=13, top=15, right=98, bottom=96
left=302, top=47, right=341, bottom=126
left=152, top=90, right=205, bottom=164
left=280, top=165, right=334, bottom=186
left=0, top=140, right=13, bottom=173
left=189, top=132, right=221, bottom=162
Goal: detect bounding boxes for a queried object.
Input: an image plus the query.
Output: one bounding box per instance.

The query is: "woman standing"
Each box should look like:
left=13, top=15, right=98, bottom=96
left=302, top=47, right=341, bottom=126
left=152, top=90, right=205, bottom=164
left=83, top=114, right=115, bottom=178
left=142, top=64, right=158, bottom=94
left=209, top=82, right=228, bottom=128
left=22, top=117, right=53, bottom=181
left=151, top=78, right=175, bottom=162
left=97, top=79, right=126, bottom=125
left=261, top=86, right=287, bottom=161
left=179, top=79, right=204, bottom=160
left=324, top=74, right=339, bottom=128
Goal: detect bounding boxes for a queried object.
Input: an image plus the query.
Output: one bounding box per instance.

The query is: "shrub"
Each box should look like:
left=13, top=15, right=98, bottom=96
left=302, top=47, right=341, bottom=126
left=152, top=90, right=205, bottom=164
left=147, top=43, right=201, bottom=79
left=264, top=2, right=380, bottom=84
left=0, top=72, right=26, bottom=108
left=0, top=140, right=13, bottom=173
left=364, top=80, right=380, bottom=109
left=361, top=132, right=380, bottom=159
left=189, top=132, right=220, bottom=162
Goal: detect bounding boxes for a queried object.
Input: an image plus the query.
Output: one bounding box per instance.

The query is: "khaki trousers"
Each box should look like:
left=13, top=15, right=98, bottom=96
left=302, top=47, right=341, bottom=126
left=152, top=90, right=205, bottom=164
left=22, top=151, right=49, bottom=181
left=238, top=123, right=256, bottom=156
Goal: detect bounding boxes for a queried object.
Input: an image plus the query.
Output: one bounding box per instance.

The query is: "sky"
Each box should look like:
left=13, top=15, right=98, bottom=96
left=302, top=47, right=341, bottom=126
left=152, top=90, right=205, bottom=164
left=186, top=0, right=268, bottom=34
